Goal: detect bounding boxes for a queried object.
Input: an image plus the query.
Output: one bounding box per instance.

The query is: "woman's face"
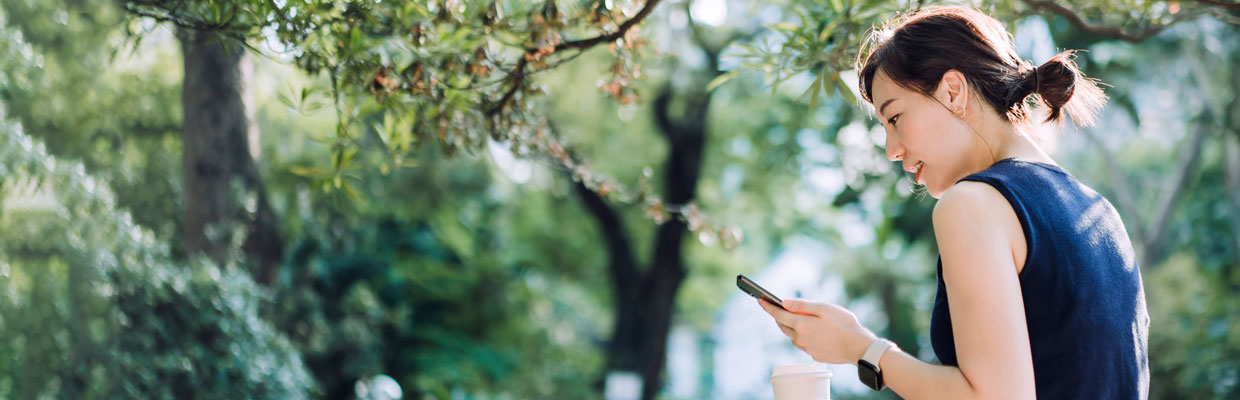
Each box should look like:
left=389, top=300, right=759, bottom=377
left=869, top=69, right=985, bottom=199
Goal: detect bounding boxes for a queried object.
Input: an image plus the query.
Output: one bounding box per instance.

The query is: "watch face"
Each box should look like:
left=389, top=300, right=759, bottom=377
left=858, top=360, right=881, bottom=391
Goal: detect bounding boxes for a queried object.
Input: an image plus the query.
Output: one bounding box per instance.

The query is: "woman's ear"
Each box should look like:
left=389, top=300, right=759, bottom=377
left=936, top=70, right=969, bottom=115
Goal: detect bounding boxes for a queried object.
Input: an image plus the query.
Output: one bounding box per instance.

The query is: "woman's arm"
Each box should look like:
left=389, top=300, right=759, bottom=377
left=886, top=181, right=1035, bottom=399
left=760, top=181, right=1034, bottom=400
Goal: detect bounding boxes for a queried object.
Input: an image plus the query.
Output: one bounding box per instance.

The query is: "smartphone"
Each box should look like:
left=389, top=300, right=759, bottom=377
left=736, top=274, right=786, bottom=310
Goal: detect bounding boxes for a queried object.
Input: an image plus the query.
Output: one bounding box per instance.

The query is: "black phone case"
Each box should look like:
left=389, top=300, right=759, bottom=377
left=737, top=274, right=786, bottom=310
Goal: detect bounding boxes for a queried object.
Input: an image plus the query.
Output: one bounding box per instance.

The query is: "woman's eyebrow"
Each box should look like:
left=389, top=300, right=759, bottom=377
left=878, top=98, right=897, bottom=119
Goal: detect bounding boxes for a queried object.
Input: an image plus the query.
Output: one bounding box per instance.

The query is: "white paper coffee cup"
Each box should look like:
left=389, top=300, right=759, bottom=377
left=769, top=363, right=832, bottom=400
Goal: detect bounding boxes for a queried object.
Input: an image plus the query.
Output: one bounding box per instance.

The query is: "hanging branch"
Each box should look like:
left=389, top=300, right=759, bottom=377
left=1021, top=0, right=1211, bottom=43
left=488, top=0, right=662, bottom=115
left=556, top=0, right=662, bottom=51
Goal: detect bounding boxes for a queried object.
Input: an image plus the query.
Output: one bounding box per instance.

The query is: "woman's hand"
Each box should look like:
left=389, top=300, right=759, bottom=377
left=758, top=298, right=879, bottom=365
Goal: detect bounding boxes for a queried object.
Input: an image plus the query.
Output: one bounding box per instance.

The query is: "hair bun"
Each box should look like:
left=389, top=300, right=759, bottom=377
left=1032, top=50, right=1108, bottom=127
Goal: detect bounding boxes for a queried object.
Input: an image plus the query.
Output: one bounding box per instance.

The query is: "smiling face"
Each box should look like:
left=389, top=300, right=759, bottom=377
left=869, top=68, right=994, bottom=199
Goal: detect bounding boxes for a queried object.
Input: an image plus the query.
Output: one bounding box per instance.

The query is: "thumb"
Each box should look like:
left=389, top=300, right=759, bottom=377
left=783, top=298, right=821, bottom=316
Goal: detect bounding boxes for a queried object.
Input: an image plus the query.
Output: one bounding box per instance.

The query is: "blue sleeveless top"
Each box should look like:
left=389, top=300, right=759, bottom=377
left=929, top=159, right=1150, bottom=399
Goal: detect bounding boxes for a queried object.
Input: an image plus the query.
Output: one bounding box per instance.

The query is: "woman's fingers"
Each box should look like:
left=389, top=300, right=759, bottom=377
left=780, top=325, right=799, bottom=342
left=758, top=298, right=800, bottom=326
left=760, top=299, right=801, bottom=340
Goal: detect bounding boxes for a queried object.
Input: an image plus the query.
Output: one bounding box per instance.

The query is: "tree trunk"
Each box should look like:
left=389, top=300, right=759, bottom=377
left=179, top=29, right=283, bottom=284
left=582, top=25, right=734, bottom=397
left=573, top=181, right=643, bottom=386
left=638, top=84, right=708, bottom=400
left=580, top=82, right=709, bottom=400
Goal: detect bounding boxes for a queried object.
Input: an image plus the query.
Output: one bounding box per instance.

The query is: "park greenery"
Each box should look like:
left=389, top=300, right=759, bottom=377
left=1, top=0, right=1238, bottom=398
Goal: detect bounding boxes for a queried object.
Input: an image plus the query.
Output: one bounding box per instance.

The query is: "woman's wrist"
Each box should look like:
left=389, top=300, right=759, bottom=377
left=851, top=329, right=881, bottom=365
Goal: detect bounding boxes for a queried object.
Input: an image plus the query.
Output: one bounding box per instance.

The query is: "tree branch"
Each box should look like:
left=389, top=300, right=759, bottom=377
left=265, top=0, right=288, bottom=23
left=1022, top=0, right=1202, bottom=43
left=566, top=145, right=641, bottom=302
left=490, top=0, right=662, bottom=115
left=651, top=84, right=681, bottom=136
left=556, top=0, right=662, bottom=52
left=1190, top=0, right=1240, bottom=11
left=489, top=58, right=529, bottom=115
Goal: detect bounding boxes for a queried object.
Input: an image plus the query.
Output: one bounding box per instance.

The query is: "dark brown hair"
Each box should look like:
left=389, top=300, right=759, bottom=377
left=856, top=6, right=1107, bottom=127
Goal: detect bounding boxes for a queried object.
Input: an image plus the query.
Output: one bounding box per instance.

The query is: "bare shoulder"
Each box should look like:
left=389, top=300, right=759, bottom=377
left=932, top=181, right=1010, bottom=225
left=933, top=180, right=1027, bottom=274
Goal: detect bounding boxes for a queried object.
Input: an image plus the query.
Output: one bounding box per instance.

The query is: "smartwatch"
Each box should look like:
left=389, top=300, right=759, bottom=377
left=857, top=339, right=897, bottom=391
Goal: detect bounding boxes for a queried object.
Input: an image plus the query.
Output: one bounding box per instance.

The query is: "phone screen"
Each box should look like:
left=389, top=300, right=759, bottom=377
left=736, top=274, right=786, bottom=310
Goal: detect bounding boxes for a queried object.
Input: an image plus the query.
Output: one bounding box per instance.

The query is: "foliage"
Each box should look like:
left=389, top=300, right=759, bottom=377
left=0, top=111, right=313, bottom=398
left=1145, top=252, right=1240, bottom=398
left=270, top=217, right=606, bottom=398
left=1, top=8, right=311, bottom=395
left=0, top=0, right=185, bottom=247
left=118, top=0, right=753, bottom=243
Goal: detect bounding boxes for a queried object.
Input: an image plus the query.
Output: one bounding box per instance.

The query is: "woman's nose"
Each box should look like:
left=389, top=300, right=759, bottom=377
left=885, top=135, right=904, bottom=162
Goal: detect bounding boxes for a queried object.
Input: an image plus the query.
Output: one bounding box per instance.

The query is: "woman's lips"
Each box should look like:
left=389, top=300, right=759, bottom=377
left=914, top=161, right=924, bottom=184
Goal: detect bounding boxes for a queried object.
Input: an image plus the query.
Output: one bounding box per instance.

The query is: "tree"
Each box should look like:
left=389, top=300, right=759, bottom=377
left=179, top=28, right=284, bottom=284
left=578, top=46, right=714, bottom=400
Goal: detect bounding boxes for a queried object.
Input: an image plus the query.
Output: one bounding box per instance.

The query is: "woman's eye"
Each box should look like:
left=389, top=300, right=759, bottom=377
left=887, top=114, right=900, bottom=125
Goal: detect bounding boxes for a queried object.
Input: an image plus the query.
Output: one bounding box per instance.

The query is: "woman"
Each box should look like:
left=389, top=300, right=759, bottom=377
left=758, top=6, right=1150, bottom=399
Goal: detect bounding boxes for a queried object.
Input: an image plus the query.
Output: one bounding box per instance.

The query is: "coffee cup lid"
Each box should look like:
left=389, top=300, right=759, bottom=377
left=771, top=363, right=832, bottom=377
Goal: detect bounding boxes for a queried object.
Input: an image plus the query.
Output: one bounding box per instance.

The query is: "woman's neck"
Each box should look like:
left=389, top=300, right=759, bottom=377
left=975, top=110, right=1057, bottom=167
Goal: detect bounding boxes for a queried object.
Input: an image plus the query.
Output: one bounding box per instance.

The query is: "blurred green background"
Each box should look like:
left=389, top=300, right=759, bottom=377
left=0, top=0, right=1236, bottom=399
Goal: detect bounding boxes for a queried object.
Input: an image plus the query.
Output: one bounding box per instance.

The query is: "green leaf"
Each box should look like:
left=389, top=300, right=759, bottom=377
left=210, top=0, right=222, bottom=23
left=449, top=74, right=473, bottom=88
left=822, top=71, right=836, bottom=99
left=443, top=27, right=472, bottom=46
left=856, top=0, right=890, bottom=20
left=770, top=71, right=783, bottom=97
left=341, top=181, right=362, bottom=202
left=819, top=17, right=843, bottom=43
left=373, top=122, right=390, bottom=147
left=356, top=97, right=384, bottom=119
left=289, top=166, right=328, bottom=178
left=341, top=147, right=358, bottom=169
left=276, top=91, right=297, bottom=109
left=735, top=43, right=760, bottom=56
left=806, top=73, right=824, bottom=110
left=349, top=26, right=362, bottom=51
left=706, top=70, right=741, bottom=92
left=796, top=8, right=811, bottom=31
left=769, top=22, right=799, bottom=32
left=834, top=74, right=857, bottom=104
